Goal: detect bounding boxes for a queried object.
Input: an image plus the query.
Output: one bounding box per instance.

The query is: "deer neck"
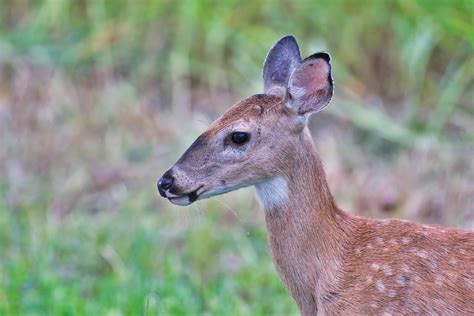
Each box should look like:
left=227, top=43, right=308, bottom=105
left=255, top=128, right=351, bottom=302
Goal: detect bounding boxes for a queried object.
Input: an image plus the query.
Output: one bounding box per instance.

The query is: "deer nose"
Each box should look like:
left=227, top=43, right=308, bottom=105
left=157, top=174, right=174, bottom=197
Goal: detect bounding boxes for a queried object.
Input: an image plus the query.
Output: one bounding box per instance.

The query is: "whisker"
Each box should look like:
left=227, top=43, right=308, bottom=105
left=197, top=202, right=209, bottom=216
left=212, top=197, right=242, bottom=224
left=191, top=203, right=204, bottom=224
left=179, top=205, right=191, bottom=229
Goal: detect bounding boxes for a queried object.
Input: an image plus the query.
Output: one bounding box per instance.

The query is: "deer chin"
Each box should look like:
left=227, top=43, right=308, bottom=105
left=199, top=182, right=254, bottom=200
left=168, top=183, right=242, bottom=206
left=169, top=196, right=194, bottom=206
left=166, top=186, right=222, bottom=206
left=166, top=180, right=266, bottom=206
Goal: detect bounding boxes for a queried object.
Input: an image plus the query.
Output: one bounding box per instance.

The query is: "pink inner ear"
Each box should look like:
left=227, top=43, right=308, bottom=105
left=288, top=56, right=333, bottom=115
left=294, top=59, right=330, bottom=91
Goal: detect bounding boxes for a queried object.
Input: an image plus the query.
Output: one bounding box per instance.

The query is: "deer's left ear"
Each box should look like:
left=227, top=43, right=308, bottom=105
left=287, top=52, right=334, bottom=116
left=263, top=35, right=301, bottom=94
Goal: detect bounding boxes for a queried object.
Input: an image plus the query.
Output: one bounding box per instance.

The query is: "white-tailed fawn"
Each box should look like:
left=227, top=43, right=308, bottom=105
left=158, top=36, right=474, bottom=315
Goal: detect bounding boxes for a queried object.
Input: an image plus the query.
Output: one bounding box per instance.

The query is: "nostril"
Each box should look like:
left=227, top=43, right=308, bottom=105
left=158, top=176, right=173, bottom=190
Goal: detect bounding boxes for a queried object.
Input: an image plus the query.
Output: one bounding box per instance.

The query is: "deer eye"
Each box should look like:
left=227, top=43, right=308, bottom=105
left=230, top=132, right=249, bottom=145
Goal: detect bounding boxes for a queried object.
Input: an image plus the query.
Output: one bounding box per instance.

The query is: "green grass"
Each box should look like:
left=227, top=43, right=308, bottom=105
left=0, top=194, right=297, bottom=315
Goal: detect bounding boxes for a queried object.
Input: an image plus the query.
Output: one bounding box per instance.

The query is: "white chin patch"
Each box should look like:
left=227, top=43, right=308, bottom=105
left=169, top=196, right=192, bottom=206
left=255, top=176, right=288, bottom=210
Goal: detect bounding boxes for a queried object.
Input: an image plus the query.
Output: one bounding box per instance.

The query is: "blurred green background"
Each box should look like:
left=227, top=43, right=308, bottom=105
left=0, top=0, right=473, bottom=315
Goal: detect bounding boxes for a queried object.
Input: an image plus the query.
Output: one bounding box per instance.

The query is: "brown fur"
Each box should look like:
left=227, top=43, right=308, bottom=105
left=262, top=126, right=474, bottom=314
left=161, top=75, right=474, bottom=315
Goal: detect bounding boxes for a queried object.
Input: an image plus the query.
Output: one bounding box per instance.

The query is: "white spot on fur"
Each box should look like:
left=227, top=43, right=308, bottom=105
left=389, top=239, right=397, bottom=246
left=376, top=280, right=385, bottom=293
left=435, top=275, right=445, bottom=286
left=402, top=237, right=410, bottom=245
left=387, top=290, right=397, bottom=298
left=382, top=312, right=392, bottom=316
left=366, top=275, right=373, bottom=284
left=466, top=278, right=474, bottom=288
left=255, top=177, right=288, bottom=210
left=427, top=260, right=437, bottom=272
left=370, top=303, right=378, bottom=309
left=383, top=265, right=393, bottom=276
left=416, top=249, right=428, bottom=259
left=460, top=248, right=466, bottom=255
left=449, top=258, right=457, bottom=265
left=371, top=263, right=380, bottom=271
left=355, top=247, right=362, bottom=255
left=367, top=243, right=373, bottom=249
left=401, top=264, right=410, bottom=273
left=396, top=275, right=408, bottom=286
left=376, top=237, right=384, bottom=245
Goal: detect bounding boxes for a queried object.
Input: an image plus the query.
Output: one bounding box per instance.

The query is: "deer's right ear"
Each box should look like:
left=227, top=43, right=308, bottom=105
left=286, top=52, right=334, bottom=116
left=263, top=35, right=301, bottom=94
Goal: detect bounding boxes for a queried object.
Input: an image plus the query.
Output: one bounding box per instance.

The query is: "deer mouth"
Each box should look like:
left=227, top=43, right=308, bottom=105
left=167, top=185, right=204, bottom=206
left=166, top=182, right=251, bottom=206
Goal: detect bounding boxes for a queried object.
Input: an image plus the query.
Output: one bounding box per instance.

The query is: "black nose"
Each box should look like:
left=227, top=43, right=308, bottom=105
left=157, top=174, right=174, bottom=197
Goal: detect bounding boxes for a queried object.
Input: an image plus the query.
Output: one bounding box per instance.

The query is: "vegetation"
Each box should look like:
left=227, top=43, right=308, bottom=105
left=0, top=1, right=472, bottom=315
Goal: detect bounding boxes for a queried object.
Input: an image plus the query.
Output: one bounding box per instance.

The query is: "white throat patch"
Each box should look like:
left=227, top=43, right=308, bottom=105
left=255, top=177, right=289, bottom=210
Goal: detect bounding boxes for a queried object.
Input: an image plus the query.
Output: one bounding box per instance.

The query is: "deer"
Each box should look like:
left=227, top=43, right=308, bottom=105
left=157, top=36, right=474, bottom=315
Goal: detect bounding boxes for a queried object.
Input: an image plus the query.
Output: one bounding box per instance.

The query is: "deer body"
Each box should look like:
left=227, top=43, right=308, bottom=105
left=158, top=36, right=474, bottom=314
left=260, top=127, right=474, bottom=315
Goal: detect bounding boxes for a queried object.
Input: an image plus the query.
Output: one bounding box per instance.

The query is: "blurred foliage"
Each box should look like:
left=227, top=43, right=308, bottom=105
left=0, top=0, right=473, bottom=315
left=1, top=0, right=473, bottom=143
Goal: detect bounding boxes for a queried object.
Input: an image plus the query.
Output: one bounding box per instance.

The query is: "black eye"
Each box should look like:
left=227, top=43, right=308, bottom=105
left=231, top=132, right=249, bottom=145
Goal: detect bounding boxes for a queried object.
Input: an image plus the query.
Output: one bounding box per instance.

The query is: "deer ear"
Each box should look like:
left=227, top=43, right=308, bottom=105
left=263, top=35, right=301, bottom=94
left=287, top=52, right=334, bottom=116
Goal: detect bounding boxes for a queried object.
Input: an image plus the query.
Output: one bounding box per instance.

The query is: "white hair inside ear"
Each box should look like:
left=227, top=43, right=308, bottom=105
left=266, top=85, right=287, bottom=98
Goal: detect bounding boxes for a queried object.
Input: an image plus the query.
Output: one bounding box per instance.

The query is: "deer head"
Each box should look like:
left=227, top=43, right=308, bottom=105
left=157, top=36, right=333, bottom=207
